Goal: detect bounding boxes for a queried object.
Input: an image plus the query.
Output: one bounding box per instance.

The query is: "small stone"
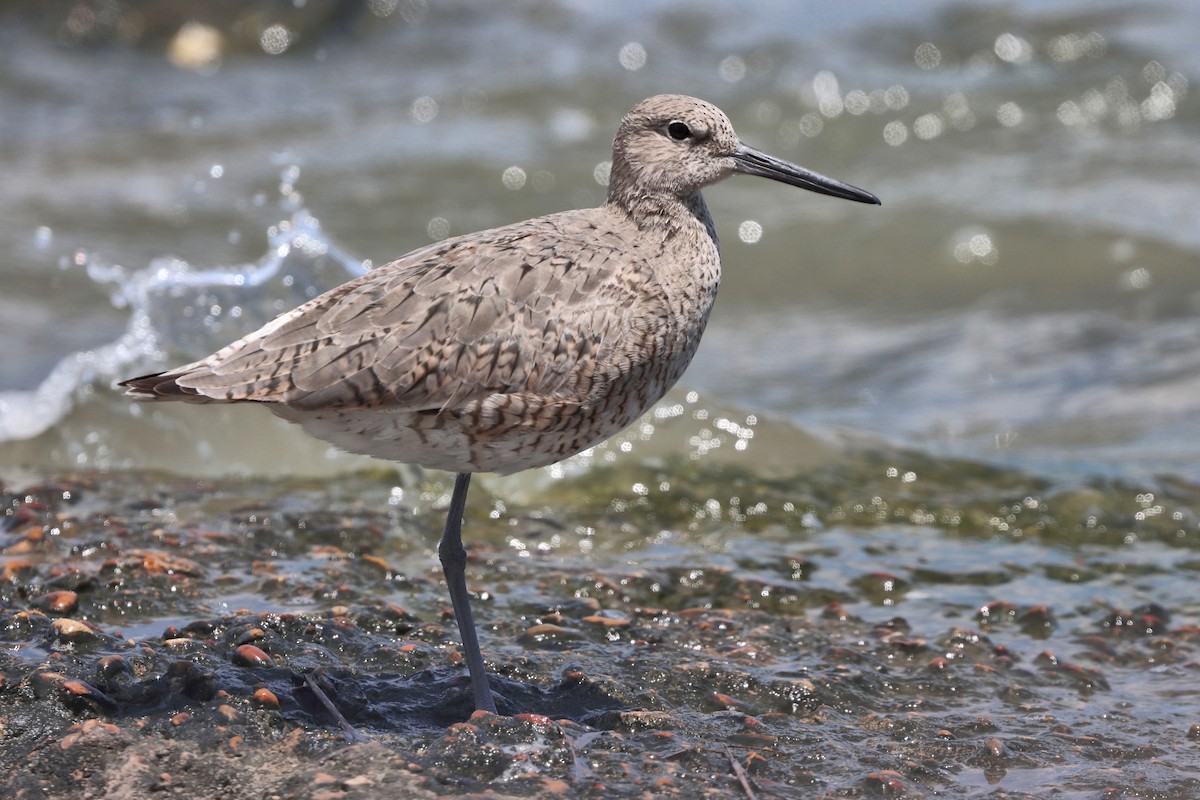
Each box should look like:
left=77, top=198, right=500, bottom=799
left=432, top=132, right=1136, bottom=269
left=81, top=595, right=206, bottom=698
left=863, top=771, right=905, bottom=793
left=162, top=637, right=199, bottom=652
left=360, top=554, right=393, bottom=573
left=233, top=644, right=273, bottom=667
left=134, top=550, right=204, bottom=577
left=581, top=612, right=631, bottom=627
left=50, top=618, right=98, bottom=641
left=97, top=655, right=132, bottom=680
left=713, top=692, right=756, bottom=714
left=35, top=590, right=79, bottom=614
left=60, top=719, right=121, bottom=749
left=519, top=623, right=584, bottom=646
left=1, top=560, right=35, bottom=581
left=542, top=778, right=571, bottom=794
left=233, top=628, right=266, bottom=646
left=50, top=618, right=91, bottom=638
left=514, top=713, right=555, bottom=729
left=252, top=688, right=280, bottom=707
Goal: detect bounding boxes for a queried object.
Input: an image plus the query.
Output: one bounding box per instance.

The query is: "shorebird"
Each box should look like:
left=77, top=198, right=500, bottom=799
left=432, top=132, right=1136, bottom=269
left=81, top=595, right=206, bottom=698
left=121, top=94, right=879, bottom=715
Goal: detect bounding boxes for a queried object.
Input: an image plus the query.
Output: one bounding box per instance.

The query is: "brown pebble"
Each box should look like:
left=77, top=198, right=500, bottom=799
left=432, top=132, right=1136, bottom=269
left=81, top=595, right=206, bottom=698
left=383, top=604, right=413, bottom=620
left=863, top=771, right=905, bottom=792
left=985, top=737, right=1005, bottom=758
left=35, top=590, right=79, bottom=614
left=135, top=550, right=204, bottom=577
left=360, top=554, right=393, bottom=573
left=978, top=600, right=1016, bottom=621
left=343, top=776, right=373, bottom=788
left=728, top=732, right=779, bottom=749
left=1034, top=650, right=1059, bottom=667
left=514, top=713, right=555, bottom=728
left=252, top=688, right=279, bottom=707
left=541, top=778, right=570, bottom=795
left=50, top=618, right=97, bottom=641
left=97, top=655, right=132, bottom=680
left=581, top=613, right=631, bottom=627
left=822, top=601, right=849, bottom=620
left=233, top=644, right=273, bottom=667
left=312, top=772, right=338, bottom=786
left=170, top=712, right=191, bottom=727
left=520, top=623, right=584, bottom=645
left=162, top=637, right=198, bottom=652
left=713, top=692, right=755, bottom=714
left=216, top=704, right=239, bottom=722
left=60, top=719, right=121, bottom=749
left=1, top=560, right=36, bottom=581
left=233, top=628, right=266, bottom=646
left=1018, top=604, right=1054, bottom=626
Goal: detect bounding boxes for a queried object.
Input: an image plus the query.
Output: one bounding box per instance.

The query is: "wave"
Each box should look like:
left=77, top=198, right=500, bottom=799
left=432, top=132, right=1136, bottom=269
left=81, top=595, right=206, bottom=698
left=0, top=209, right=365, bottom=443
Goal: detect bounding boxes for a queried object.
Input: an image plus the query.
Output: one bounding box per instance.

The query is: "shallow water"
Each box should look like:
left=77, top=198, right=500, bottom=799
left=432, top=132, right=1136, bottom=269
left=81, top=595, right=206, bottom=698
left=0, top=2, right=1199, bottom=795
left=1, top=0, right=1197, bottom=481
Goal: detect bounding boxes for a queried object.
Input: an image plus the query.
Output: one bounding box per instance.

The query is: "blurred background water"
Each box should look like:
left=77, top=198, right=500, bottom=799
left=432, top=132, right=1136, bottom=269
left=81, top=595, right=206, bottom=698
left=0, top=0, right=1197, bottom=484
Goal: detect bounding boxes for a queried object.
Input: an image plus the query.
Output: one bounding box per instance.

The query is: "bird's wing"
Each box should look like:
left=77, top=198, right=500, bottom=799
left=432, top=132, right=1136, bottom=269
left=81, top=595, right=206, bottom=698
left=123, top=215, right=663, bottom=411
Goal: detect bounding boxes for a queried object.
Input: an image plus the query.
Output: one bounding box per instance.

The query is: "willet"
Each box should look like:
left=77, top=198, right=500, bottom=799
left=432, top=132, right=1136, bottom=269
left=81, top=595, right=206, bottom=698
left=121, top=94, right=879, bottom=715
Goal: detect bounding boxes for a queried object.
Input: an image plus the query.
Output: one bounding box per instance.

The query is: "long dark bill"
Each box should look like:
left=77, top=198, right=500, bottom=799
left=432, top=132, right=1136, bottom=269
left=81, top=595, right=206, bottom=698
left=732, top=145, right=881, bottom=205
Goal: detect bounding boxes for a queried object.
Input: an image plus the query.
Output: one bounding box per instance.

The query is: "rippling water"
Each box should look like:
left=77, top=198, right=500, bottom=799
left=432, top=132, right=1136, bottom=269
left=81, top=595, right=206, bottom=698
left=1, top=0, right=1197, bottom=482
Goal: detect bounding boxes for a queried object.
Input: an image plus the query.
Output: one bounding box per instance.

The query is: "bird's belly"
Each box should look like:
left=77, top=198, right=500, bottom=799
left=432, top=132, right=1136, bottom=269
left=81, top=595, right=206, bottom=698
left=270, top=347, right=695, bottom=475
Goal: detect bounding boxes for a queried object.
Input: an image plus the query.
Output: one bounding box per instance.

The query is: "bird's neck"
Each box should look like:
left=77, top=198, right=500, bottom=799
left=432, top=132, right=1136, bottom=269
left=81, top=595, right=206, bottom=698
left=606, top=189, right=719, bottom=251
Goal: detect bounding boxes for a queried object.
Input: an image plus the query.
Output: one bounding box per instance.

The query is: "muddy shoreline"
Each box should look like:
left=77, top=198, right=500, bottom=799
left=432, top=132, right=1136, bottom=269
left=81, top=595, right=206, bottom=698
left=3, top=462, right=1199, bottom=798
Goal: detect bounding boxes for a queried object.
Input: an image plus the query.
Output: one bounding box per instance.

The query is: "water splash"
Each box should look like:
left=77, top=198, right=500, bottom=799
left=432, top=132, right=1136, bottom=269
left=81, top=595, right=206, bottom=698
left=0, top=209, right=366, bottom=443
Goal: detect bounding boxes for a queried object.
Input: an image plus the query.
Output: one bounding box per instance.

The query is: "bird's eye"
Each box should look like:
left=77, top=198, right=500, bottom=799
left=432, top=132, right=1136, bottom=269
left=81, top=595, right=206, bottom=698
left=666, top=121, right=692, bottom=141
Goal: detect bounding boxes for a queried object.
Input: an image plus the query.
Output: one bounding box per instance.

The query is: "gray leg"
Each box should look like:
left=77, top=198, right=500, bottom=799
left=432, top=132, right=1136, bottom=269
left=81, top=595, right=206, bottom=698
left=438, top=472, right=498, bottom=713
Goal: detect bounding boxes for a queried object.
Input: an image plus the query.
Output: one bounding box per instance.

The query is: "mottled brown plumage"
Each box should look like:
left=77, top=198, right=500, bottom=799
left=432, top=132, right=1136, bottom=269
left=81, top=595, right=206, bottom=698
left=122, top=95, right=879, bottom=715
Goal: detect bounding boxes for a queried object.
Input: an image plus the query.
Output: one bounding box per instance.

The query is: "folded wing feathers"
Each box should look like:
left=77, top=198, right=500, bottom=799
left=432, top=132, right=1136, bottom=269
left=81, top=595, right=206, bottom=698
left=122, top=217, right=642, bottom=412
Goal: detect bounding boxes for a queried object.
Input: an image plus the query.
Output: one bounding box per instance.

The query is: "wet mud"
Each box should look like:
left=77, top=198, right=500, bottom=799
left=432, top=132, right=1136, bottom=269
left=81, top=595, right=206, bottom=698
left=3, top=454, right=1200, bottom=798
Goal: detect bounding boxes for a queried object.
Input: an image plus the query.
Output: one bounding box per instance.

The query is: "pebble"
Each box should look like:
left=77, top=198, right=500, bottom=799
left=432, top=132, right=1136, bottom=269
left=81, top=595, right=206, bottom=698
left=34, top=590, right=79, bottom=614
left=50, top=617, right=100, bottom=642
left=519, top=623, right=584, bottom=646
left=233, top=643, right=273, bottom=667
